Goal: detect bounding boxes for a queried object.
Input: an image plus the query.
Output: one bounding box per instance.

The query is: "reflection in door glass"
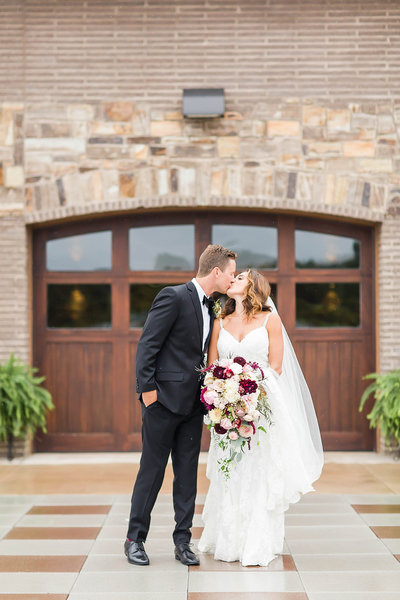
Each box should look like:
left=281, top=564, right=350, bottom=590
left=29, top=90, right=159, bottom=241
left=212, top=225, right=278, bottom=269
left=129, top=225, right=195, bottom=270
left=295, top=230, right=360, bottom=269
left=296, top=283, right=360, bottom=327
left=47, top=284, right=112, bottom=328
left=130, top=284, right=178, bottom=327
left=46, top=231, right=112, bottom=271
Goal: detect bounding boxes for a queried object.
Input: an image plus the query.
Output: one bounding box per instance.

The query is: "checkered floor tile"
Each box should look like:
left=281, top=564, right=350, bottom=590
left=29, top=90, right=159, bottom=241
left=0, top=494, right=399, bottom=599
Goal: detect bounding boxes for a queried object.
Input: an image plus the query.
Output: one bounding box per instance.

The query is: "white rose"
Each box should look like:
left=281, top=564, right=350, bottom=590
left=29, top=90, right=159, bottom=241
left=209, top=408, right=222, bottom=423
left=212, top=379, right=225, bottom=392
left=224, top=379, right=240, bottom=403
left=230, top=362, right=243, bottom=375
left=204, top=372, right=214, bottom=386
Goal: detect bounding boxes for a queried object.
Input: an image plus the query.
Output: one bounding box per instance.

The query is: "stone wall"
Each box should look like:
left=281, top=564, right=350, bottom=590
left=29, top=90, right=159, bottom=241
left=0, top=97, right=400, bottom=374
left=13, top=98, right=400, bottom=223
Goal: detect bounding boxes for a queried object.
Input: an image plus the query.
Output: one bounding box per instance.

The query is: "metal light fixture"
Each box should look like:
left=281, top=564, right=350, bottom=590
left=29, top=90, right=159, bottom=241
left=182, top=88, right=225, bottom=118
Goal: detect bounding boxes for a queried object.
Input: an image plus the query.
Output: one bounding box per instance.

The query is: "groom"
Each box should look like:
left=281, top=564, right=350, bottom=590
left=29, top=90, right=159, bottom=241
left=125, top=244, right=237, bottom=566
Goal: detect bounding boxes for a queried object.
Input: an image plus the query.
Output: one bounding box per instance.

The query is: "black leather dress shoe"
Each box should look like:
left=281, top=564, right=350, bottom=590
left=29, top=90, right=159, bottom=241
left=124, top=539, right=149, bottom=565
left=174, top=542, right=200, bottom=566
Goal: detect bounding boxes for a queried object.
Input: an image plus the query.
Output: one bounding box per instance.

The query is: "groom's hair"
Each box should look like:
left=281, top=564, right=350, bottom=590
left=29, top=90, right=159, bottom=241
left=197, top=244, right=237, bottom=277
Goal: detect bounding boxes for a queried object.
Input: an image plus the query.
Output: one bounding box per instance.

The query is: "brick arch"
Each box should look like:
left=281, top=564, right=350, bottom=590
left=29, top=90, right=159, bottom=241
left=24, top=191, right=385, bottom=226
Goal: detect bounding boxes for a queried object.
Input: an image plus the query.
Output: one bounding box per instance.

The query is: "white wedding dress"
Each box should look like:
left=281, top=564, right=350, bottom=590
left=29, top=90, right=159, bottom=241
left=198, top=313, right=320, bottom=566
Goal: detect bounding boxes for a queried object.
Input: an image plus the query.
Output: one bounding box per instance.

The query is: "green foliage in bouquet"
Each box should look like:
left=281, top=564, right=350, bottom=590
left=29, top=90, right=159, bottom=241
left=359, top=370, right=400, bottom=449
left=0, top=354, right=54, bottom=460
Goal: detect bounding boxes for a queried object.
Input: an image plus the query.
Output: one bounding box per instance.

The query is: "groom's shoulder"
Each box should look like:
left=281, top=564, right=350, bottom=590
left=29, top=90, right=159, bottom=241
left=154, top=282, right=188, bottom=303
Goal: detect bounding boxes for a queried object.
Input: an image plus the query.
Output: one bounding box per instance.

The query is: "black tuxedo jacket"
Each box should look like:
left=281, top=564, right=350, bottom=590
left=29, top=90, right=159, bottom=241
left=135, top=281, right=214, bottom=415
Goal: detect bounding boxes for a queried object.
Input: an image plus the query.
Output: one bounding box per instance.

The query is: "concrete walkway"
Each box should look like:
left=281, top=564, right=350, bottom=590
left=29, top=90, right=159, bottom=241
left=0, top=452, right=399, bottom=599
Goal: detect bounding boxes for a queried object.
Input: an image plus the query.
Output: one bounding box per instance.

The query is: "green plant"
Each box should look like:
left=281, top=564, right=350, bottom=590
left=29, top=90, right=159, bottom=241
left=0, top=354, right=54, bottom=460
left=359, top=369, right=400, bottom=449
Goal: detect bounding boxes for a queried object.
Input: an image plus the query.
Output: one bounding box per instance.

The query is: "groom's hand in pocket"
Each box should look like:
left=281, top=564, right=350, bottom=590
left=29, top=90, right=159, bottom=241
left=142, top=389, right=158, bottom=407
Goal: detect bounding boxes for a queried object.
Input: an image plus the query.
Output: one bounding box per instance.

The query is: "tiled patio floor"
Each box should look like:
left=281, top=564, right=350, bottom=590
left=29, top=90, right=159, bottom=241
left=0, top=454, right=399, bottom=599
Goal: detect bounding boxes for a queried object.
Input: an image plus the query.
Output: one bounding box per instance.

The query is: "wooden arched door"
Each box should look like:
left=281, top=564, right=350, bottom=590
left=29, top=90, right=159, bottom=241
left=33, top=211, right=375, bottom=451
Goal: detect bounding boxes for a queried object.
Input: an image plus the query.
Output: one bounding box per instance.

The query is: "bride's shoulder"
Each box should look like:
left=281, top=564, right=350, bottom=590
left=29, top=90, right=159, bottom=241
left=266, top=311, right=282, bottom=329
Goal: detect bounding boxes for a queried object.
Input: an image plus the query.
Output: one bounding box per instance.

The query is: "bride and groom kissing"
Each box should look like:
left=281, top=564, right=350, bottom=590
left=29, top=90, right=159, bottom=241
left=125, top=243, right=323, bottom=568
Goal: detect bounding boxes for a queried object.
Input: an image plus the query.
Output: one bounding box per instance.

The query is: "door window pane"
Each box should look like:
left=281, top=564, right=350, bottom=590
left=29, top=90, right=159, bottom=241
left=46, top=231, right=112, bottom=271
left=212, top=225, right=278, bottom=269
left=47, top=284, right=111, bottom=328
left=295, top=230, right=360, bottom=269
left=129, top=225, right=195, bottom=270
left=130, top=284, right=178, bottom=328
left=296, top=283, right=360, bottom=327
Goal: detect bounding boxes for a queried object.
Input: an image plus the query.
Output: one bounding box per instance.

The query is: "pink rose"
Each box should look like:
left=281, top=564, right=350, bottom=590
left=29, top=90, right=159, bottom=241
left=236, top=409, right=245, bottom=417
left=238, top=423, right=253, bottom=438
left=204, top=390, right=219, bottom=405
left=220, top=417, right=233, bottom=430
left=228, top=430, right=239, bottom=440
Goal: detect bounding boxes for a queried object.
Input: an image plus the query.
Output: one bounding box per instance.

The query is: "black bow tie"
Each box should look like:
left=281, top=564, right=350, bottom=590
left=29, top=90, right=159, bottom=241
left=202, top=296, right=214, bottom=311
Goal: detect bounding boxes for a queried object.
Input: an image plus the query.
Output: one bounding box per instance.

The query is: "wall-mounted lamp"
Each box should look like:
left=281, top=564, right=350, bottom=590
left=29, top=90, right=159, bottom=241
left=182, top=88, right=225, bottom=118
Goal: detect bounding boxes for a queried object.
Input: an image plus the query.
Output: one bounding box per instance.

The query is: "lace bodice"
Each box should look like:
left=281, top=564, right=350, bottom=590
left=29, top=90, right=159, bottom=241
left=217, top=314, right=271, bottom=369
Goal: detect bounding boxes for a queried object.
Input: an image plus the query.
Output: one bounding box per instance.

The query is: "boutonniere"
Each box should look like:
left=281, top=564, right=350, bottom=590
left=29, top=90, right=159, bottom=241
left=213, top=299, right=222, bottom=318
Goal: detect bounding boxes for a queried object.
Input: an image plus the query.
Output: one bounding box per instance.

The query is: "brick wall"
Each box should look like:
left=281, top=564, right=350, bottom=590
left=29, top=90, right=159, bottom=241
left=1, top=1, right=400, bottom=106
left=0, top=214, right=29, bottom=363
left=377, top=214, right=400, bottom=372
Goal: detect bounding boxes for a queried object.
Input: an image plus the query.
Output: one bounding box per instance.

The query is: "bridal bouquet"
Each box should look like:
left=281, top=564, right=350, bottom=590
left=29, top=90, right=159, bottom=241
left=200, top=356, right=271, bottom=478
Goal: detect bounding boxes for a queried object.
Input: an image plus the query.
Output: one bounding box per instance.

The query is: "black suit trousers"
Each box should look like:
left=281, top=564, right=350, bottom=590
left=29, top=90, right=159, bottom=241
left=127, top=401, right=203, bottom=545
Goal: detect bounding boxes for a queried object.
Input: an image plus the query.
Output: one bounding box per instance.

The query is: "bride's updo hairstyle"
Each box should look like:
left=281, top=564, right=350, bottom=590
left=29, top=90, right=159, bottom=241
left=222, top=269, right=272, bottom=319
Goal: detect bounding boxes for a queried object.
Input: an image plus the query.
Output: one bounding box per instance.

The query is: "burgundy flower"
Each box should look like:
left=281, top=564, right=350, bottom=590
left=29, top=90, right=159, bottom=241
left=214, top=423, right=227, bottom=435
left=225, top=369, right=234, bottom=379
left=250, top=361, right=264, bottom=379
left=238, top=379, right=258, bottom=396
left=200, top=387, right=213, bottom=410
left=213, top=366, right=227, bottom=379
left=233, top=356, right=246, bottom=367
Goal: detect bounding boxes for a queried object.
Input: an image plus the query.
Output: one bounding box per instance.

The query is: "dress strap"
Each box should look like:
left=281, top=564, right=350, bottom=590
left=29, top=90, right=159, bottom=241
left=219, top=318, right=224, bottom=329
left=263, top=311, right=272, bottom=327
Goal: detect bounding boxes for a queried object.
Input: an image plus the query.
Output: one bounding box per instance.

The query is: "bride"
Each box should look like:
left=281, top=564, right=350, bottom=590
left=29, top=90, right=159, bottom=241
left=198, top=269, right=324, bottom=567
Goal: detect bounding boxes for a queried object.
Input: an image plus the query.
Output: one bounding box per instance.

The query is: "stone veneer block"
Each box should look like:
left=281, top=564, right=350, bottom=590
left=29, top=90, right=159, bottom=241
left=67, top=104, right=95, bottom=120
left=119, top=173, right=135, bottom=198
left=334, top=176, right=349, bottom=205
left=343, top=141, right=375, bottom=157
left=307, top=142, right=341, bottom=156
left=326, top=109, right=351, bottom=132
left=302, top=105, right=326, bottom=127
left=211, top=169, right=225, bottom=195
left=217, top=136, right=239, bottom=158
left=130, top=144, right=148, bottom=160
left=377, top=114, right=396, bottom=134
left=179, top=168, right=196, bottom=196
left=103, top=101, right=134, bottom=122
left=25, top=138, right=85, bottom=153
left=89, top=121, right=132, bottom=136
left=150, top=121, right=182, bottom=137
left=324, top=174, right=335, bottom=204
left=268, top=121, right=300, bottom=137
left=358, top=159, right=393, bottom=173
left=4, top=166, right=24, bottom=188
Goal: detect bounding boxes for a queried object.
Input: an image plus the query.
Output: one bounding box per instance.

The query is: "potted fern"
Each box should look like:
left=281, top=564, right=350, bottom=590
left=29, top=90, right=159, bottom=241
left=0, top=354, right=54, bottom=460
left=359, top=369, right=400, bottom=456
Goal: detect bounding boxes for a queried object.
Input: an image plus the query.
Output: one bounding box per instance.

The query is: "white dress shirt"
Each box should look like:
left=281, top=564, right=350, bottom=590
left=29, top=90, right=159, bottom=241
left=191, top=277, right=211, bottom=350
